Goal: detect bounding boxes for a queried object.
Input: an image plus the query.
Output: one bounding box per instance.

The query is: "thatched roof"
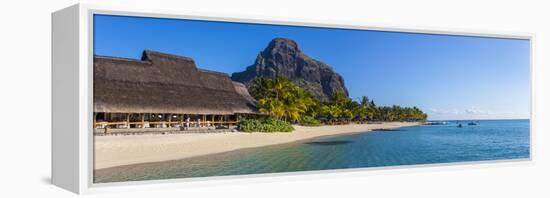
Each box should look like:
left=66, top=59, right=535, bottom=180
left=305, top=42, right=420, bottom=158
left=94, top=50, right=258, bottom=115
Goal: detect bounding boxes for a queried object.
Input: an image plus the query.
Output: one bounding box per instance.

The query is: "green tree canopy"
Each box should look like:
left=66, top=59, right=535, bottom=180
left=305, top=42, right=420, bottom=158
left=248, top=77, right=427, bottom=124
left=249, top=77, right=315, bottom=122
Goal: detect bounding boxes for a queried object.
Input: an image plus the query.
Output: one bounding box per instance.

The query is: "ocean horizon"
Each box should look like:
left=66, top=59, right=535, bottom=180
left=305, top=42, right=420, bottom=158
left=428, top=118, right=530, bottom=121
left=94, top=119, right=530, bottom=183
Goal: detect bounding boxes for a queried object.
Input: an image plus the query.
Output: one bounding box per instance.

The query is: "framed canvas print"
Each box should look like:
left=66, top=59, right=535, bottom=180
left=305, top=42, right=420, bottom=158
left=52, top=3, right=533, bottom=194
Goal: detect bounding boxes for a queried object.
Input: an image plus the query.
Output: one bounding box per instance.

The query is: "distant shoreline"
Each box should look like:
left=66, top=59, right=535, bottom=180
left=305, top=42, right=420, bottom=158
left=94, top=122, right=421, bottom=170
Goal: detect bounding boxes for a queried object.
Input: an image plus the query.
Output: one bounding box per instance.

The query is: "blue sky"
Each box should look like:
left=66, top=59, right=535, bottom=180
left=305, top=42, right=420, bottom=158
left=94, top=15, right=531, bottom=120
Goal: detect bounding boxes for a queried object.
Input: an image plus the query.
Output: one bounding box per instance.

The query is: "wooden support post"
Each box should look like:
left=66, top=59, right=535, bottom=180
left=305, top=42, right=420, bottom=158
left=93, top=112, right=97, bottom=129
left=162, top=113, right=166, bottom=128
left=126, top=113, right=130, bottom=128
left=212, top=115, right=215, bottom=128
left=103, top=112, right=108, bottom=130
left=149, top=113, right=152, bottom=128
left=168, top=113, right=172, bottom=128
left=141, top=113, right=145, bottom=128
left=185, top=114, right=189, bottom=130
left=224, top=115, right=228, bottom=128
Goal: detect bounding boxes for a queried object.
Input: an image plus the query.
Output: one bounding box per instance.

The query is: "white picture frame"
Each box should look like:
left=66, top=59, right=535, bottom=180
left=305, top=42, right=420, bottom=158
left=52, top=3, right=535, bottom=194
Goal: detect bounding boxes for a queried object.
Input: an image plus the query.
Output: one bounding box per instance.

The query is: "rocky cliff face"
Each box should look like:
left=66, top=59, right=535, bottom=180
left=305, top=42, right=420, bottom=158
left=231, top=38, right=348, bottom=101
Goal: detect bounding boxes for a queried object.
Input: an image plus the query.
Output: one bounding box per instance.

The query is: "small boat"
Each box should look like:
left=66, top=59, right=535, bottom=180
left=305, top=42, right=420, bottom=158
left=467, top=122, right=477, bottom=126
left=457, top=124, right=463, bottom=128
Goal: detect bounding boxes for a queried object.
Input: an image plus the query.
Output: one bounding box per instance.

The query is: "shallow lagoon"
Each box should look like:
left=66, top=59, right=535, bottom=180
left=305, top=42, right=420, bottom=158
left=95, top=119, right=530, bottom=183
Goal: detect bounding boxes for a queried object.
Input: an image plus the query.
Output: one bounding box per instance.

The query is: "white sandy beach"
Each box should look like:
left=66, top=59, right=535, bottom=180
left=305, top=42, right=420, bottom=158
left=94, top=122, right=420, bottom=169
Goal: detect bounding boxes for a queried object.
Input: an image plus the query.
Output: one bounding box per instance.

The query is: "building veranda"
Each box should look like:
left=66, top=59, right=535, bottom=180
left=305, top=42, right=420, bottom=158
left=93, top=50, right=259, bottom=135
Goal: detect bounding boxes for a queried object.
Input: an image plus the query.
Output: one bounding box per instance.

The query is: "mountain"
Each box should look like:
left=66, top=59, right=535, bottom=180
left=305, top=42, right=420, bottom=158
left=231, top=38, right=348, bottom=101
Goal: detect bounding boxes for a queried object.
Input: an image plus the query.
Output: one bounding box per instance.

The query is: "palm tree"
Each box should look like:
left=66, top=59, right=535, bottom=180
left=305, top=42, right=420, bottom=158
left=249, top=77, right=274, bottom=100
left=249, top=77, right=429, bottom=123
left=320, top=104, right=342, bottom=124
left=251, top=77, right=315, bottom=122
left=282, top=85, right=314, bottom=122
left=354, top=96, right=380, bottom=123
left=258, top=97, right=285, bottom=119
left=333, top=91, right=349, bottom=106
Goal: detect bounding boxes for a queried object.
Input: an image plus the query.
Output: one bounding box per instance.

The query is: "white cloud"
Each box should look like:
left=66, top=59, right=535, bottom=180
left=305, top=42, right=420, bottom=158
left=465, top=108, right=491, bottom=115
left=429, top=108, right=460, bottom=115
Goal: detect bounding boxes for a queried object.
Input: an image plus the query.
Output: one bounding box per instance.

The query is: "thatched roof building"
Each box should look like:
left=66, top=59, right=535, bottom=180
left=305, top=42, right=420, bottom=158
left=94, top=50, right=258, bottom=115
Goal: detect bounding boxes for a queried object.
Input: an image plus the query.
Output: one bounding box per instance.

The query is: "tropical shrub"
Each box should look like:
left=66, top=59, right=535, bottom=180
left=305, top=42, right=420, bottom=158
left=299, top=116, right=322, bottom=126
left=238, top=118, right=294, bottom=133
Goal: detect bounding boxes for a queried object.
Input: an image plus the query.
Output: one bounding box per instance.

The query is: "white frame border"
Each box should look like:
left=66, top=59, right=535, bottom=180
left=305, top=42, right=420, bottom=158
left=52, top=3, right=535, bottom=194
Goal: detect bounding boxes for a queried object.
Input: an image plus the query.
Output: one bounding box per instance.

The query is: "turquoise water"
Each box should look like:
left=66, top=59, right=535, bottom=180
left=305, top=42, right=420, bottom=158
left=94, top=119, right=530, bottom=183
